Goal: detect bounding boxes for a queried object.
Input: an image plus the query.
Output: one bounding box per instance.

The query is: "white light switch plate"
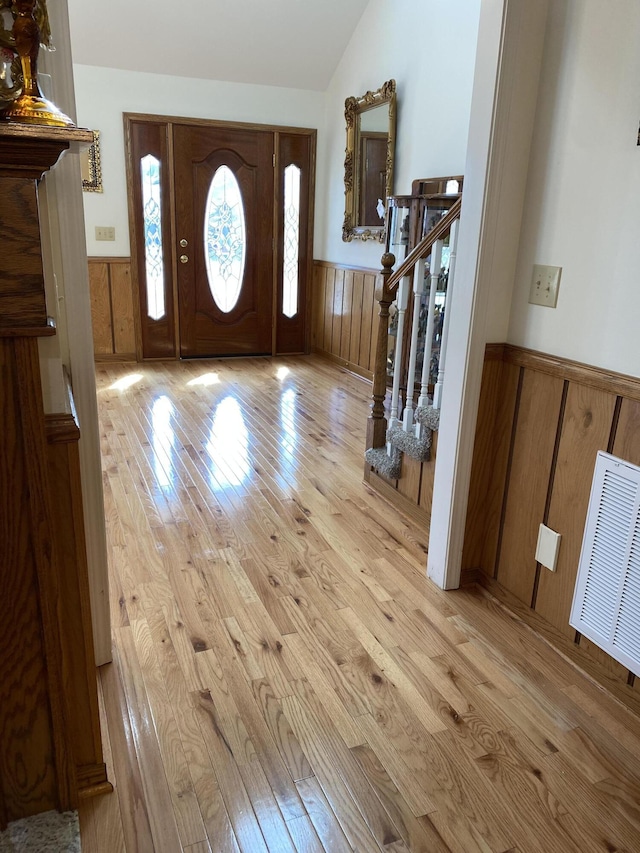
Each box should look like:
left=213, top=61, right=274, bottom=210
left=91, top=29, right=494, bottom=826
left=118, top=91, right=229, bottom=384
left=529, top=264, right=561, bottom=307
left=535, top=523, right=561, bottom=572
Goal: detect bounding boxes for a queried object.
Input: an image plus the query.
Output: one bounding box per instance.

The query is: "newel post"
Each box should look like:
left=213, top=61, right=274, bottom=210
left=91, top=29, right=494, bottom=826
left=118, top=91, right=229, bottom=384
left=366, top=252, right=395, bottom=449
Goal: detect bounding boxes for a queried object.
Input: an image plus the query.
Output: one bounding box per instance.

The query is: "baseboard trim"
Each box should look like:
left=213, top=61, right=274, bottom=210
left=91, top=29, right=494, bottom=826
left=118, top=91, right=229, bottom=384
left=311, top=347, right=373, bottom=382
left=76, top=762, right=113, bottom=800
left=459, top=567, right=483, bottom=586
left=475, top=574, right=640, bottom=718
left=94, top=353, right=137, bottom=363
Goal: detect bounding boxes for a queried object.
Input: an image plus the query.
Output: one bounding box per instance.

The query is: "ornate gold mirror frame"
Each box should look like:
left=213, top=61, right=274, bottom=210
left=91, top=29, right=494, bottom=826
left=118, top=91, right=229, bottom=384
left=80, top=130, right=102, bottom=192
left=343, top=79, right=396, bottom=243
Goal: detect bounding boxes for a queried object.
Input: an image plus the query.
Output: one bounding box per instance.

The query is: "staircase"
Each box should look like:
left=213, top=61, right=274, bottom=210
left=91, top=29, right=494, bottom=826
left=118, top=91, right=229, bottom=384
left=364, top=197, right=462, bottom=506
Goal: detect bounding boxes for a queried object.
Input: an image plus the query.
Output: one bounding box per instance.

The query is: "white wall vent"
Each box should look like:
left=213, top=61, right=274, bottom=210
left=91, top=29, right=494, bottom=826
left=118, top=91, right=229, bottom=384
left=570, top=452, right=640, bottom=675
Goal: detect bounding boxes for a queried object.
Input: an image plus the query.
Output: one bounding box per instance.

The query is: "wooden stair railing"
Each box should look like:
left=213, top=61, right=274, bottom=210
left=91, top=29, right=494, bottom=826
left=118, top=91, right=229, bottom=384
left=366, top=252, right=396, bottom=451
left=366, top=197, right=462, bottom=454
left=387, top=197, right=461, bottom=291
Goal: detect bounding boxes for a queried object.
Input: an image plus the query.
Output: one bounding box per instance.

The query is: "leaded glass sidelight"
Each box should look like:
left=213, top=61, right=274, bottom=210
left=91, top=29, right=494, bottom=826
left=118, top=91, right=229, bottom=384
left=204, top=166, right=246, bottom=313
left=140, top=154, right=165, bottom=321
left=282, top=164, right=301, bottom=318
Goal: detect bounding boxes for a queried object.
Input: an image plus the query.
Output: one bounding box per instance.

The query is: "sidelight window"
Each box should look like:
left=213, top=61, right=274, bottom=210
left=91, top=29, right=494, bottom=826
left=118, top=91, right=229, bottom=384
left=140, top=154, right=165, bottom=320
left=282, top=164, right=301, bottom=319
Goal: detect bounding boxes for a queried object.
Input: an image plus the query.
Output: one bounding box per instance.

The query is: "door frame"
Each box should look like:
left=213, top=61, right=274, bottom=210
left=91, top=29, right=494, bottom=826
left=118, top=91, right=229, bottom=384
left=428, top=0, right=550, bottom=589
left=124, top=112, right=316, bottom=361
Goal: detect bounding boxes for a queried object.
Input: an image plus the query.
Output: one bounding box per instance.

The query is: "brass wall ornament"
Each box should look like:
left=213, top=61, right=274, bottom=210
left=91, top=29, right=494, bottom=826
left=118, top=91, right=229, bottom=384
left=0, top=0, right=74, bottom=126
left=343, top=79, right=396, bottom=243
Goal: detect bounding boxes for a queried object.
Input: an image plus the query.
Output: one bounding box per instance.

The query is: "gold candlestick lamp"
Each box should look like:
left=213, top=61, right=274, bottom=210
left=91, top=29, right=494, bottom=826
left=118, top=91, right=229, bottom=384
left=1, top=0, right=74, bottom=126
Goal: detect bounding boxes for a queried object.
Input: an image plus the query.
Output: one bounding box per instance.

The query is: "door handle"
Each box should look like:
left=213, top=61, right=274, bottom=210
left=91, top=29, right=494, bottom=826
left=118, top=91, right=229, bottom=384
left=180, top=254, right=189, bottom=264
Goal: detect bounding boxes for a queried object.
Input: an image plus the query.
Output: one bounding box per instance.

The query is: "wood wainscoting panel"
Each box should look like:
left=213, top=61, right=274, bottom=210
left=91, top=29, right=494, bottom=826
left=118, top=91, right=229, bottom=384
left=396, top=453, right=422, bottom=504
left=312, top=261, right=379, bottom=380
left=110, top=263, right=136, bottom=356
left=494, top=369, right=565, bottom=604
left=339, top=269, right=353, bottom=362
left=534, top=384, right=617, bottom=637
left=88, top=258, right=136, bottom=361
left=612, top=396, right=640, bottom=463
left=322, top=266, right=334, bottom=354
left=482, top=361, right=521, bottom=574
left=331, top=268, right=345, bottom=360
left=418, top=432, right=438, bottom=518
left=88, top=261, right=113, bottom=355
left=360, top=273, right=376, bottom=372
left=465, top=344, right=640, bottom=702
left=363, top=432, right=437, bottom=552
left=367, top=281, right=379, bottom=376
left=460, top=354, right=501, bottom=576
left=349, top=272, right=364, bottom=366
left=461, top=348, right=519, bottom=580
left=311, top=262, right=324, bottom=351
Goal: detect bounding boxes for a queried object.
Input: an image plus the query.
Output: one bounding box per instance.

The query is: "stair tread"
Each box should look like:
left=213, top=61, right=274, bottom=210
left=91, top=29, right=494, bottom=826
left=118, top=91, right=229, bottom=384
left=414, top=404, right=440, bottom=429
left=364, top=445, right=402, bottom=479
left=387, top=424, right=432, bottom=462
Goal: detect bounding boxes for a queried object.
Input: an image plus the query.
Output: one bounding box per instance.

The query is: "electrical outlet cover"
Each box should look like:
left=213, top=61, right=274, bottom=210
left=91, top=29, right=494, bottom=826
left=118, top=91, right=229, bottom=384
left=95, top=226, right=116, bottom=241
left=535, top=523, right=562, bottom=572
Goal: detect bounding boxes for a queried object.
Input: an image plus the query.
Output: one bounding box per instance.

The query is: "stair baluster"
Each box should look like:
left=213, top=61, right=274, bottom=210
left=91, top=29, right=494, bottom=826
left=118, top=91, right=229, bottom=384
left=389, top=275, right=411, bottom=433
left=402, top=258, right=426, bottom=433
left=433, top=219, right=459, bottom=410
left=416, top=240, right=443, bottom=427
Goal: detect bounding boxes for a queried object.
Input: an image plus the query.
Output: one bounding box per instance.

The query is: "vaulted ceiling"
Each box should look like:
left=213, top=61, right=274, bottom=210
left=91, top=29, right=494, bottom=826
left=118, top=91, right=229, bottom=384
left=67, top=0, right=370, bottom=91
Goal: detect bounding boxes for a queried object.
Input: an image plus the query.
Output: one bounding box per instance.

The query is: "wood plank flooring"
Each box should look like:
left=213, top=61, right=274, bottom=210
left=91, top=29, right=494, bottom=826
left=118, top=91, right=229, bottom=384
left=80, top=355, right=640, bottom=852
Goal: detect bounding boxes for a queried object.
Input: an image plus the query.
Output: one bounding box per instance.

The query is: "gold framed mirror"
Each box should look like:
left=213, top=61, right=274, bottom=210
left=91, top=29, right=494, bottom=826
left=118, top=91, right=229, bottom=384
left=343, top=79, right=396, bottom=243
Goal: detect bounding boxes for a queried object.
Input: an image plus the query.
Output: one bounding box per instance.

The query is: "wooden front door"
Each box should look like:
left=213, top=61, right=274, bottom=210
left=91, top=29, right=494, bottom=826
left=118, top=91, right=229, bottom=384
left=127, top=115, right=315, bottom=360
left=173, top=124, right=275, bottom=357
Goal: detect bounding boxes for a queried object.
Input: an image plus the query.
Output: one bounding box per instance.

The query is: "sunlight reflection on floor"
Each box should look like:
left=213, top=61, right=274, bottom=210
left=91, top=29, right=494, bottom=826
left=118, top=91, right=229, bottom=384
left=109, top=373, right=143, bottom=391
left=187, top=372, right=220, bottom=387
left=206, top=396, right=250, bottom=490
left=151, top=395, right=175, bottom=488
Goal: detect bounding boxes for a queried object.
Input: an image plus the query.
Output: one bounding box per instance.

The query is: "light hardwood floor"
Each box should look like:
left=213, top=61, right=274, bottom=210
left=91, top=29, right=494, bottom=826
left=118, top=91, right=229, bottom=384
left=80, top=355, right=640, bottom=853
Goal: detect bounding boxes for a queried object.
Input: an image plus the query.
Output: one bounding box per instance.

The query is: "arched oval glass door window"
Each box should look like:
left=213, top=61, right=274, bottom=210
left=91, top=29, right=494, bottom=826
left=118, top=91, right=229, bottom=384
left=204, top=166, right=246, bottom=313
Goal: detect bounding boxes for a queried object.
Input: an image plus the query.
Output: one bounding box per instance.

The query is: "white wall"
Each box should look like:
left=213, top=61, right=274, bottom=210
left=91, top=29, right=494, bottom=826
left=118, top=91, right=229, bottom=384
left=316, top=0, right=481, bottom=268
left=74, top=0, right=480, bottom=267
left=73, top=65, right=326, bottom=257
left=507, top=0, right=640, bottom=377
